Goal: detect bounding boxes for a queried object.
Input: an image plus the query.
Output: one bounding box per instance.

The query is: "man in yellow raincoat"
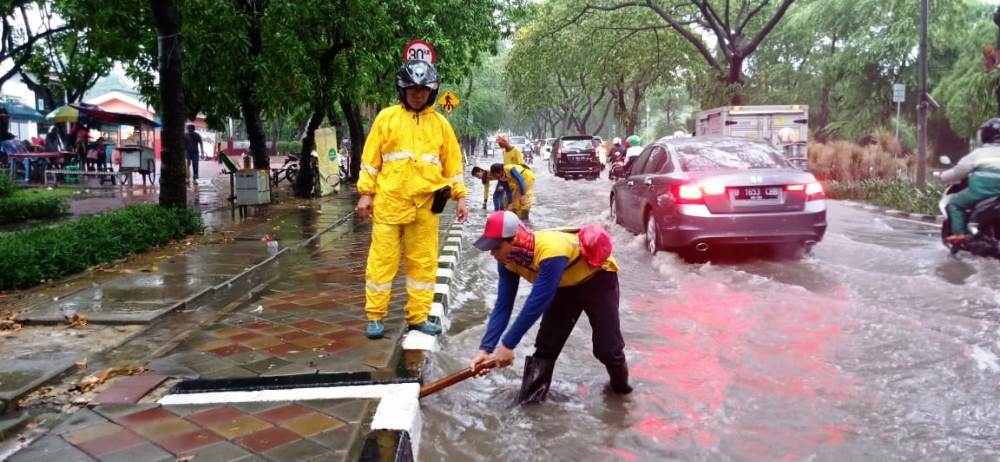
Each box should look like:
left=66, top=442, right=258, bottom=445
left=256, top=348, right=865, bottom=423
left=490, top=162, right=534, bottom=220
left=356, top=60, right=469, bottom=339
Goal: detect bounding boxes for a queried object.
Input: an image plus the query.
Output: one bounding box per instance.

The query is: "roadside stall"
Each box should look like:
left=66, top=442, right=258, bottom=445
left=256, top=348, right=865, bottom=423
left=72, top=105, right=159, bottom=186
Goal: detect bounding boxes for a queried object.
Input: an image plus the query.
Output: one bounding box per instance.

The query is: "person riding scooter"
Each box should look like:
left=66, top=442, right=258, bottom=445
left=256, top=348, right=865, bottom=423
left=607, top=137, right=626, bottom=180
left=939, top=118, right=1000, bottom=245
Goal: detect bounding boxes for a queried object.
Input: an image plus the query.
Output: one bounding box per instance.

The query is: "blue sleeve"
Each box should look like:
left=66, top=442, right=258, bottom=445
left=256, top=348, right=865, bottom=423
left=500, top=257, right=568, bottom=350
left=510, top=168, right=527, bottom=194
left=479, top=263, right=520, bottom=353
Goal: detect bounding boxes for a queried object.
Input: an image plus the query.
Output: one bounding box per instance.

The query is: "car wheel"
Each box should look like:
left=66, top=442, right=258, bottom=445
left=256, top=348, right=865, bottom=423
left=645, top=213, right=659, bottom=256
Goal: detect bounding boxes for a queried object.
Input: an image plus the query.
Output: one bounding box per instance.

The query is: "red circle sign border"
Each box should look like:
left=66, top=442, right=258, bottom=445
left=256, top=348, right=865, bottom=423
left=403, top=39, right=436, bottom=64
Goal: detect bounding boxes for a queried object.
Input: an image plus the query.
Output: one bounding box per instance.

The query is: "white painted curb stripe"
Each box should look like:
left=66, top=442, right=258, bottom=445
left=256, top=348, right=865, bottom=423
left=439, top=255, right=457, bottom=265
left=401, top=331, right=439, bottom=351
left=157, top=383, right=422, bottom=441
left=430, top=302, right=446, bottom=318
left=442, top=245, right=459, bottom=253
left=434, top=284, right=450, bottom=298
left=436, top=268, right=453, bottom=279
left=446, top=236, right=462, bottom=244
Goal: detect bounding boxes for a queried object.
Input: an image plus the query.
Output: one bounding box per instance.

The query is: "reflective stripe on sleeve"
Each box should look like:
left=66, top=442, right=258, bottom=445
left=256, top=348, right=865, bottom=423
left=361, top=163, right=380, bottom=176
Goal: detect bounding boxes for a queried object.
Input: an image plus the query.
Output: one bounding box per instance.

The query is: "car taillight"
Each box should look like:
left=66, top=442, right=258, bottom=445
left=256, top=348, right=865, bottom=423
left=676, top=185, right=703, bottom=202
left=787, top=183, right=824, bottom=200
left=805, top=182, right=824, bottom=199
left=556, top=147, right=562, bottom=158
left=674, top=183, right=726, bottom=203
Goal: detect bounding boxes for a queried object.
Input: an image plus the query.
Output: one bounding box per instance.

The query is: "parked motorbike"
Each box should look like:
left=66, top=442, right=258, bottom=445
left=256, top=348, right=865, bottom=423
left=938, top=175, right=1000, bottom=258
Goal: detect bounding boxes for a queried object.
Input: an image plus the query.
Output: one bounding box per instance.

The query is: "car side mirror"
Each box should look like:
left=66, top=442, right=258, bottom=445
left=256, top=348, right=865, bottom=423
left=939, top=155, right=951, bottom=166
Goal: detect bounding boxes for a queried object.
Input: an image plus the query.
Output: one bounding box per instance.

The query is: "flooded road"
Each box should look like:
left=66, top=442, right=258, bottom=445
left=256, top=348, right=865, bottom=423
left=420, top=163, right=1000, bottom=461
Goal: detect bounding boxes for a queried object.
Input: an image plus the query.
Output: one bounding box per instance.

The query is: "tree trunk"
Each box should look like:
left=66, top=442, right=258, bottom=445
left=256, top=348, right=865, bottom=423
left=294, top=107, right=323, bottom=197
left=816, top=86, right=831, bottom=143
left=341, top=97, right=364, bottom=183
left=727, top=55, right=746, bottom=105
left=240, top=94, right=269, bottom=169
left=238, top=0, right=268, bottom=169
left=150, top=0, right=187, bottom=209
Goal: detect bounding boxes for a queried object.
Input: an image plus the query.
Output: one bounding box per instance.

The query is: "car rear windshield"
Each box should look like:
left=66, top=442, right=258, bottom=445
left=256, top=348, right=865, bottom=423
left=560, top=138, right=594, bottom=151
left=677, top=141, right=789, bottom=171
left=510, top=136, right=528, bottom=145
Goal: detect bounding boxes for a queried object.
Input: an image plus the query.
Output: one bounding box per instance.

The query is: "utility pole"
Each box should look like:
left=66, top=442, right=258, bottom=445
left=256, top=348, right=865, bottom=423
left=916, top=0, right=928, bottom=190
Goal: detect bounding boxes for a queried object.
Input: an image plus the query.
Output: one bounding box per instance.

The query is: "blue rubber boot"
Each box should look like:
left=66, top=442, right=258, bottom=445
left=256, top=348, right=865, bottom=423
left=408, top=319, right=442, bottom=336
left=366, top=320, right=384, bottom=339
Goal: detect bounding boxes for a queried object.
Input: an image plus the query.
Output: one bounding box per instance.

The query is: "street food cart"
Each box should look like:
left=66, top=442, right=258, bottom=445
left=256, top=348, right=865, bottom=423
left=72, top=105, right=159, bottom=186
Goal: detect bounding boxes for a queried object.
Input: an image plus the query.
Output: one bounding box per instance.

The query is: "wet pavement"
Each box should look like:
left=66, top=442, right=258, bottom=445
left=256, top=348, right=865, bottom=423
left=420, top=163, right=1000, bottom=460
left=12, top=399, right=373, bottom=462
left=3, top=188, right=462, bottom=461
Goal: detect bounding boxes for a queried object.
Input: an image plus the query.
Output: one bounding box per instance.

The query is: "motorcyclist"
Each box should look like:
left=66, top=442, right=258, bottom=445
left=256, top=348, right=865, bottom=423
left=623, top=135, right=643, bottom=173
left=939, top=118, right=1000, bottom=244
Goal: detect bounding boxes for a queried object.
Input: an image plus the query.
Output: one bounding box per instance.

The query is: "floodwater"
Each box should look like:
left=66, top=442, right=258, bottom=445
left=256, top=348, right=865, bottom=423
left=420, top=161, right=1000, bottom=461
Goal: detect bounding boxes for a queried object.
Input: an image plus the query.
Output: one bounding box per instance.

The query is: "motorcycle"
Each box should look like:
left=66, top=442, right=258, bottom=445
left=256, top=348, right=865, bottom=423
left=938, top=174, right=1000, bottom=258
left=607, top=154, right=626, bottom=180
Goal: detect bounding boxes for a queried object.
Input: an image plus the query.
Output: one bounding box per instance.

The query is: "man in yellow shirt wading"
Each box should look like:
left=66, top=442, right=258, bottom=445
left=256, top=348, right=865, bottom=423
left=355, top=59, right=469, bottom=339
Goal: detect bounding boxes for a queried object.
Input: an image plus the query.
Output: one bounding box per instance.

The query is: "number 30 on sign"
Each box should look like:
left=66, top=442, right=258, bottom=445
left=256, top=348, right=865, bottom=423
left=403, top=40, right=436, bottom=64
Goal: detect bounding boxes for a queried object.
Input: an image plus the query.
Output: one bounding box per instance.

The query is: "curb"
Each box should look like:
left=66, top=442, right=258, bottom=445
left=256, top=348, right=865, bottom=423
left=839, top=200, right=944, bottom=225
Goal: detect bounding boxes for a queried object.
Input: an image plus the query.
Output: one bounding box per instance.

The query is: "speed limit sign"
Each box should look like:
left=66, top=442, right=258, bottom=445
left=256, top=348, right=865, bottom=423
left=403, top=39, right=436, bottom=64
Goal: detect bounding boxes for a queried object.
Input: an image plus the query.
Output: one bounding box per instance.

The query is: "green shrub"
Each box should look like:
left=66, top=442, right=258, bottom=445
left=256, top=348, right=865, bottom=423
left=0, top=174, right=14, bottom=197
left=0, top=205, right=202, bottom=290
left=826, top=176, right=943, bottom=215
left=0, top=190, right=70, bottom=224
left=276, top=140, right=302, bottom=154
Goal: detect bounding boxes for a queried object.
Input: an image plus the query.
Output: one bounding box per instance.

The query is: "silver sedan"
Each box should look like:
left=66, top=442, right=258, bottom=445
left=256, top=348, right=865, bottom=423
left=609, top=136, right=827, bottom=257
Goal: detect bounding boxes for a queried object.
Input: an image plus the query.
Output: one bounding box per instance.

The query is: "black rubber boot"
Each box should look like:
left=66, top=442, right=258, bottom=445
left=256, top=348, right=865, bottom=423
left=517, top=356, right=555, bottom=405
left=605, top=362, right=633, bottom=395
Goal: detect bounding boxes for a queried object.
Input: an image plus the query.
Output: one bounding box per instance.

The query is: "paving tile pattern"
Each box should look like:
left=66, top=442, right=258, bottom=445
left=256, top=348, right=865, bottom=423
left=25, top=399, right=373, bottom=461
left=149, top=222, right=411, bottom=380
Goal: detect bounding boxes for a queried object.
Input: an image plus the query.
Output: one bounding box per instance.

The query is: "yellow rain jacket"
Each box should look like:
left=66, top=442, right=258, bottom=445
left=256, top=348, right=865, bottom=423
left=358, top=104, right=467, bottom=224
left=358, top=103, right=466, bottom=325
left=505, top=230, right=618, bottom=288
left=500, top=164, right=535, bottom=214
left=503, top=146, right=525, bottom=166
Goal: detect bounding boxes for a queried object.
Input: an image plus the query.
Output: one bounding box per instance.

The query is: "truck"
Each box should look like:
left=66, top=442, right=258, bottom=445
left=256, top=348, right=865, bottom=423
left=694, top=105, right=809, bottom=169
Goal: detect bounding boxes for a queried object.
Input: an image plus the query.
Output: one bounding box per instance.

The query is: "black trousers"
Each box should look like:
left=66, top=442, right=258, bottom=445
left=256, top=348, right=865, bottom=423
left=532, top=270, right=627, bottom=368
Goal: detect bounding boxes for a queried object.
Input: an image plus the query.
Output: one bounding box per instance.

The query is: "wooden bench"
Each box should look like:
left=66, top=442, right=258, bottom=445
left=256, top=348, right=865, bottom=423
left=44, top=168, right=128, bottom=187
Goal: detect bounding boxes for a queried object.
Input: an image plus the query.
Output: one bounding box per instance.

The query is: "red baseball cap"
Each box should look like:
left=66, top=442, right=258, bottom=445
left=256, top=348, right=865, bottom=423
left=474, top=211, right=522, bottom=251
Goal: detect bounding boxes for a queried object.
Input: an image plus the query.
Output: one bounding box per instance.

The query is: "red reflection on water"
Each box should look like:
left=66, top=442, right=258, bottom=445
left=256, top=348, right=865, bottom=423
left=598, top=446, right=637, bottom=461
left=626, top=278, right=855, bottom=457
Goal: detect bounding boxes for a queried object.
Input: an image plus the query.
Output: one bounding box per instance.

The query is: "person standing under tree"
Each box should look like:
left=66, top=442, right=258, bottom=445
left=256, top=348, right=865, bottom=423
left=184, top=124, right=204, bottom=185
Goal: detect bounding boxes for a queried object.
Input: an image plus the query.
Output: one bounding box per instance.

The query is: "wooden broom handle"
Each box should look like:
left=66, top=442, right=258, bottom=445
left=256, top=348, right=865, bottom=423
left=419, top=359, right=499, bottom=398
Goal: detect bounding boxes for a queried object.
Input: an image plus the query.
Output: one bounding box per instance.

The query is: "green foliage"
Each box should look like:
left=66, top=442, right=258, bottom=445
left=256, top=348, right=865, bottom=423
left=0, top=173, right=14, bottom=198
left=826, top=177, right=944, bottom=215
left=0, top=189, right=70, bottom=224
left=275, top=140, right=301, bottom=154
left=444, top=54, right=513, bottom=142
left=748, top=0, right=979, bottom=142
left=0, top=205, right=202, bottom=290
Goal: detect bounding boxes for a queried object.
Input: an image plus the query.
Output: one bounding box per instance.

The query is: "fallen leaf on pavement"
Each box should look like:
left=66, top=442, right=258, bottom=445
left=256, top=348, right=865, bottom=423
left=65, top=313, right=88, bottom=329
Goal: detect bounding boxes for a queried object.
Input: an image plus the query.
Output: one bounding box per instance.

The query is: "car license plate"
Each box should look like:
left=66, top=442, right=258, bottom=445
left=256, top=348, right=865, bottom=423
left=735, top=186, right=781, bottom=200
